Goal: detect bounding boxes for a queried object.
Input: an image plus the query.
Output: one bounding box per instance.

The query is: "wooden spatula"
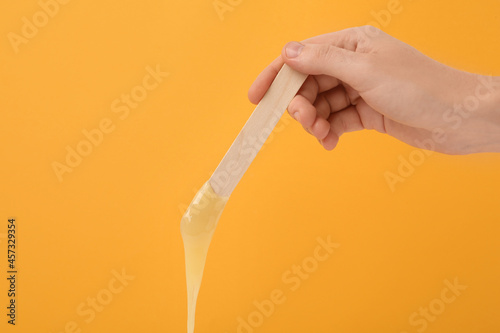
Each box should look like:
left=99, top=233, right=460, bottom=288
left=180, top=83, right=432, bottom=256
left=209, top=64, right=307, bottom=197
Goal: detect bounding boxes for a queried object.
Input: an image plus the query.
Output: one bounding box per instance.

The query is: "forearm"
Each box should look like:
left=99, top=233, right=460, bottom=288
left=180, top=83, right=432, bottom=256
left=492, top=76, right=500, bottom=111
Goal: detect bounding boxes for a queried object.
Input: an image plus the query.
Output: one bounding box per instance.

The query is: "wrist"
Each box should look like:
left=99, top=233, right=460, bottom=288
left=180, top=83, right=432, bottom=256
left=491, top=76, right=500, bottom=112
left=474, top=75, right=500, bottom=152
left=441, top=73, right=500, bottom=154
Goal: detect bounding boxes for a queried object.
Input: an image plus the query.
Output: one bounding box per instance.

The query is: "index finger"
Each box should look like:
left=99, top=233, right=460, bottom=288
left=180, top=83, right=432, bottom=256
left=247, top=56, right=284, bottom=104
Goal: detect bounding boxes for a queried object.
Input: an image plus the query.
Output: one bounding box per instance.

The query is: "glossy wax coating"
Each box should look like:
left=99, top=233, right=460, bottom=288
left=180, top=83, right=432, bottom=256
left=180, top=181, right=228, bottom=333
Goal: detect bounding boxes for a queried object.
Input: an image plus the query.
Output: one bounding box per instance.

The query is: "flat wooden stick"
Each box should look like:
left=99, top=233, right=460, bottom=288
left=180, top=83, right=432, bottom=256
left=209, top=64, right=307, bottom=197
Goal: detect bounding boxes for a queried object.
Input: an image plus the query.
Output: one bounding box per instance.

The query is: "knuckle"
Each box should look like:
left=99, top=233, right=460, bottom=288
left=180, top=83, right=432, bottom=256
left=340, top=118, right=349, bottom=133
left=316, top=44, right=333, bottom=61
left=318, top=44, right=349, bottom=65
left=358, top=25, right=383, bottom=40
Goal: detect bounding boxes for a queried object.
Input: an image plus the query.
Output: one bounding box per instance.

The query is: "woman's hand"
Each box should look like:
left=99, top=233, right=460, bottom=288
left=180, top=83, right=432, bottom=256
left=249, top=27, right=500, bottom=154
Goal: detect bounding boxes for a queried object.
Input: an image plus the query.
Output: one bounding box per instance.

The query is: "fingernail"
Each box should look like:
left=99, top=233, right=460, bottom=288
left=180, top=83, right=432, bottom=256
left=293, top=112, right=300, bottom=121
left=285, top=42, right=304, bottom=58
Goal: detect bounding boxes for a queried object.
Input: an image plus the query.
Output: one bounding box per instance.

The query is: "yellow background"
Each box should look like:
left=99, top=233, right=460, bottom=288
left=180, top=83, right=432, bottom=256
left=1, top=0, right=500, bottom=332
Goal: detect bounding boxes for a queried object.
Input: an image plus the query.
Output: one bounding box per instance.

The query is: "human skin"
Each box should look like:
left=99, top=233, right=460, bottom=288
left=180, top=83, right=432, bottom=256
left=248, top=26, right=500, bottom=154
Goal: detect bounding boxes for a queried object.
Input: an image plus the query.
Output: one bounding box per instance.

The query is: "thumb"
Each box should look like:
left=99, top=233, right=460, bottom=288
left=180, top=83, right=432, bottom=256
left=282, top=41, right=361, bottom=86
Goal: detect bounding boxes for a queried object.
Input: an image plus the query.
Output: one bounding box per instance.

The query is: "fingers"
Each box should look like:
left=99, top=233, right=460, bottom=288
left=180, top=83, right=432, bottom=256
left=317, top=106, right=365, bottom=150
left=298, top=75, right=343, bottom=104
left=314, top=75, right=342, bottom=93
left=310, top=117, right=331, bottom=141
left=329, top=106, right=365, bottom=136
left=282, top=41, right=362, bottom=87
left=289, top=84, right=352, bottom=124
left=288, top=95, right=316, bottom=128
left=249, top=27, right=363, bottom=104
left=288, top=83, right=355, bottom=144
left=288, top=94, right=330, bottom=140
left=321, top=100, right=388, bottom=150
left=288, top=76, right=349, bottom=120
left=314, top=85, right=352, bottom=119
left=291, top=97, right=387, bottom=151
left=248, top=57, right=284, bottom=104
left=249, top=27, right=369, bottom=150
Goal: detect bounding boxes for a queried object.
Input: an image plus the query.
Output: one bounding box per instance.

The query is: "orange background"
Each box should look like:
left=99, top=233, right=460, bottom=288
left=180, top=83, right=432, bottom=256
left=1, top=0, right=500, bottom=332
